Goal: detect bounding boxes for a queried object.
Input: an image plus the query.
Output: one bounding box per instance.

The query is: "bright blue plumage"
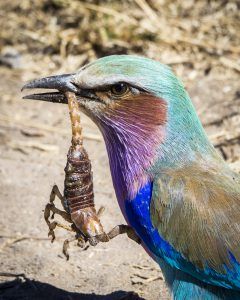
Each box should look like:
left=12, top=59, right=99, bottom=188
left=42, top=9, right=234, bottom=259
left=125, top=182, right=240, bottom=299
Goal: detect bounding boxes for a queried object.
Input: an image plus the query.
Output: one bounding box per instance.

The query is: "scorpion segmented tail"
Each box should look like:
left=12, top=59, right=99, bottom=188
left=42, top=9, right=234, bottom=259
left=63, top=92, right=104, bottom=238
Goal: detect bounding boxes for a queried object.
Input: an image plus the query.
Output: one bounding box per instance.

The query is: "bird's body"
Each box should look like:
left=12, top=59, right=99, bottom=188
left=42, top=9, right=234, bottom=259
left=23, top=55, right=240, bottom=299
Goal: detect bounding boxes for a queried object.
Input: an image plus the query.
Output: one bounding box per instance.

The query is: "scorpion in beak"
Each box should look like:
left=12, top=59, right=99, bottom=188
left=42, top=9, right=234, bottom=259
left=22, top=74, right=141, bottom=259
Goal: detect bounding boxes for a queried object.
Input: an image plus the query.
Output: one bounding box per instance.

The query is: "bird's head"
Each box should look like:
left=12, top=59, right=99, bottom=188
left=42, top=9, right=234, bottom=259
left=22, top=55, right=211, bottom=201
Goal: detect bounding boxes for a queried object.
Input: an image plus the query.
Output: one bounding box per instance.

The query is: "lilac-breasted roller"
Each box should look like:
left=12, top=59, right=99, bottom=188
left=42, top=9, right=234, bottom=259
left=22, top=55, right=240, bottom=299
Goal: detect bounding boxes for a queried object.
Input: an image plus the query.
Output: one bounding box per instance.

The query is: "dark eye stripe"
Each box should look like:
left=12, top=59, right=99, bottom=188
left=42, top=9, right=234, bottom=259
left=74, top=82, right=150, bottom=102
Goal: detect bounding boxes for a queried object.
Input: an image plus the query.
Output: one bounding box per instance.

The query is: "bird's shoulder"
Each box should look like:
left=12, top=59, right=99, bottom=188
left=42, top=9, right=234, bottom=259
left=150, top=161, right=240, bottom=275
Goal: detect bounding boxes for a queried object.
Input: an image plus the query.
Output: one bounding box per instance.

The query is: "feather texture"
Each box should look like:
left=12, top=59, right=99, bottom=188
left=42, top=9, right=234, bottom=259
left=125, top=180, right=240, bottom=299
left=94, top=94, right=167, bottom=203
left=151, top=160, right=240, bottom=289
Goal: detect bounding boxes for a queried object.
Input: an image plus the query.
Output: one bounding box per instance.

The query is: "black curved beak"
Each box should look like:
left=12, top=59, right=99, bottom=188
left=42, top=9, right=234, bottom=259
left=22, top=73, right=77, bottom=104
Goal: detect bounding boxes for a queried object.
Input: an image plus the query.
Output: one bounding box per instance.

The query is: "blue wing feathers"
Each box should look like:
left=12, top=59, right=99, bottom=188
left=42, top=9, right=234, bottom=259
left=124, top=181, right=240, bottom=299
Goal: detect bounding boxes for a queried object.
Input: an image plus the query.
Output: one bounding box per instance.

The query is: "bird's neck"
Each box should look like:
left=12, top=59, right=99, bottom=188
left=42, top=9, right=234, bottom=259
left=153, top=93, right=218, bottom=172
left=98, top=93, right=219, bottom=204
left=97, top=94, right=167, bottom=203
left=100, top=124, right=161, bottom=204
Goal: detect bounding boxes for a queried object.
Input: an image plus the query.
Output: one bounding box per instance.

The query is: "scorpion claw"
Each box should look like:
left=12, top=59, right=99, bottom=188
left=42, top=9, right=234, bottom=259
left=48, top=230, right=56, bottom=243
left=83, top=244, right=90, bottom=251
left=48, top=222, right=57, bottom=242
left=77, top=239, right=86, bottom=248
left=88, top=237, right=99, bottom=247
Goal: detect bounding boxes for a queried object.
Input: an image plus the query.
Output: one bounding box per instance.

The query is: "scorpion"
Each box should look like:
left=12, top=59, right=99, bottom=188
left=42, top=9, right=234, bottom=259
left=44, top=92, right=140, bottom=259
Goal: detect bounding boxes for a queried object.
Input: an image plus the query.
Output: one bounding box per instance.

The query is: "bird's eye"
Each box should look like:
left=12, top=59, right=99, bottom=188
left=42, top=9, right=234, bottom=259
left=110, top=83, right=129, bottom=96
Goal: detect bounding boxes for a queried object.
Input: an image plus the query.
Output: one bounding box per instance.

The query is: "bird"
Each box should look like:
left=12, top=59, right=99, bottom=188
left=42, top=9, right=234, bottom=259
left=22, top=55, right=240, bottom=299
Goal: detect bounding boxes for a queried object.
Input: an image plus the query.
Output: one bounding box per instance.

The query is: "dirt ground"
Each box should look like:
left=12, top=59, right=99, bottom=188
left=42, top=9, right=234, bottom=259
left=0, top=1, right=239, bottom=300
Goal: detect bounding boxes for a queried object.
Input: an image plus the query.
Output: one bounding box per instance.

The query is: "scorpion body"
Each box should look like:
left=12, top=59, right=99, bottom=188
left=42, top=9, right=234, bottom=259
left=22, top=75, right=141, bottom=259
left=40, top=92, right=140, bottom=259
left=63, top=92, right=105, bottom=241
left=64, top=146, right=94, bottom=213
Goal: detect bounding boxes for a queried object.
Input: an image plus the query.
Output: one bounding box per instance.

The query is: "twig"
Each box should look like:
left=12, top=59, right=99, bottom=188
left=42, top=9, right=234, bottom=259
left=0, top=236, right=47, bottom=252
left=166, top=58, right=192, bottom=65
left=131, top=273, right=163, bottom=285
left=21, top=30, right=48, bottom=44
left=0, top=234, right=50, bottom=240
left=134, top=0, right=158, bottom=21
left=0, top=272, right=27, bottom=279
left=132, top=264, right=157, bottom=271
left=0, top=234, right=69, bottom=241
left=0, top=234, right=67, bottom=252
left=81, top=3, right=137, bottom=24
left=204, top=112, right=239, bottom=126
left=219, top=57, right=240, bottom=73
left=145, top=275, right=163, bottom=283
left=210, top=131, right=240, bottom=148
left=132, top=273, right=150, bottom=280
left=177, top=37, right=240, bottom=55
left=8, top=140, right=59, bottom=153
left=158, top=36, right=240, bottom=55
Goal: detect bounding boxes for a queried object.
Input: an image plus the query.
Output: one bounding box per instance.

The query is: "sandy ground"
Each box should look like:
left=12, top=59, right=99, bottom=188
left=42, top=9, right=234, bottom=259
left=0, top=56, right=239, bottom=300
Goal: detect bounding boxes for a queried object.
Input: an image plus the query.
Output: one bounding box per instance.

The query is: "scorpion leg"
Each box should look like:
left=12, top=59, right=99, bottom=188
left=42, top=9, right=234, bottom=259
left=45, top=184, right=71, bottom=226
left=76, top=234, right=87, bottom=248
left=97, top=206, right=105, bottom=217
left=63, top=230, right=89, bottom=260
left=44, top=200, right=72, bottom=242
left=63, top=237, right=76, bottom=260
left=49, top=184, right=67, bottom=218
left=44, top=203, right=57, bottom=240
left=63, top=233, right=87, bottom=260
left=106, top=225, right=141, bottom=244
left=44, top=185, right=74, bottom=242
left=46, top=203, right=72, bottom=223
left=86, top=225, right=141, bottom=246
left=46, top=219, right=75, bottom=242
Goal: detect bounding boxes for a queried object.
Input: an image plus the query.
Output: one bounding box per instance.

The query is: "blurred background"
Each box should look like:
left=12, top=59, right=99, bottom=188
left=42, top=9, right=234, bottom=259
left=0, top=1, right=239, bottom=299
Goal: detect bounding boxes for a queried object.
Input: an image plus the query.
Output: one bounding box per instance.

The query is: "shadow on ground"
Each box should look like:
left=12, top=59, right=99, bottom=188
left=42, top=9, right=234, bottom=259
left=0, top=278, right=145, bottom=300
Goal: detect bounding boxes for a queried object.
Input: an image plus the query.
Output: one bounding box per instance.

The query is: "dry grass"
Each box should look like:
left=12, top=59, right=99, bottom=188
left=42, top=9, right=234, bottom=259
left=0, top=0, right=239, bottom=166
left=0, top=0, right=239, bottom=66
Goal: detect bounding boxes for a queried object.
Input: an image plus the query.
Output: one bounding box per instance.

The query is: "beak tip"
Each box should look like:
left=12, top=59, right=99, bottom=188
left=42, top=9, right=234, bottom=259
left=20, top=73, right=77, bottom=93
left=21, top=82, right=35, bottom=92
left=22, top=93, right=35, bottom=100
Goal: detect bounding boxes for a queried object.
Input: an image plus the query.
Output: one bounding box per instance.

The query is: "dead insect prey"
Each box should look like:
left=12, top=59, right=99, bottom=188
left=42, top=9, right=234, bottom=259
left=44, top=92, right=140, bottom=259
